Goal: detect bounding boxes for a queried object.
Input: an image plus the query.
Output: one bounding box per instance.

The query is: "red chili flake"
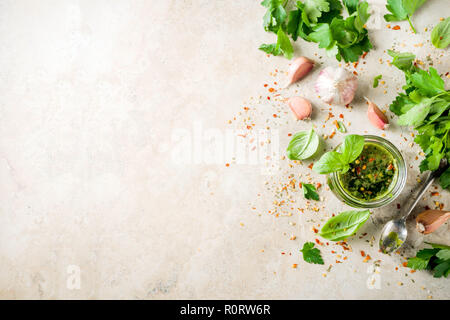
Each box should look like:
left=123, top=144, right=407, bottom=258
left=397, top=203, right=401, bottom=209
left=431, top=192, right=440, bottom=196
left=353, top=71, right=358, bottom=75
left=362, top=52, right=368, bottom=59
left=288, top=133, right=292, bottom=136
left=312, top=227, right=319, bottom=234
left=402, top=262, right=408, bottom=267
left=225, top=163, right=230, bottom=167
left=268, top=87, right=275, bottom=93
left=267, top=96, right=270, bottom=100
left=369, top=158, right=375, bottom=162
left=353, top=62, right=359, bottom=68
left=273, top=114, right=277, bottom=118
left=387, top=163, right=394, bottom=170
left=299, top=182, right=302, bottom=188
left=316, top=182, right=322, bottom=189
left=339, top=114, right=344, bottom=119
left=281, top=252, right=285, bottom=255
left=264, top=84, right=268, bottom=87
left=395, top=267, right=398, bottom=271
left=393, top=25, right=400, bottom=30
left=360, top=250, right=366, bottom=257
left=336, top=260, right=342, bottom=264
left=243, top=107, right=249, bottom=111
left=274, top=81, right=278, bottom=85
left=308, top=163, right=314, bottom=169
left=246, top=125, right=253, bottom=130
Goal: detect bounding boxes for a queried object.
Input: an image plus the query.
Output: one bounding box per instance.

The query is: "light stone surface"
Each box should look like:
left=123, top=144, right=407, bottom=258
left=0, top=0, right=449, bottom=299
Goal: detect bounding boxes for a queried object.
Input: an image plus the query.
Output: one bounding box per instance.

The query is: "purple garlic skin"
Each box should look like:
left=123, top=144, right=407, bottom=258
left=315, top=67, right=357, bottom=105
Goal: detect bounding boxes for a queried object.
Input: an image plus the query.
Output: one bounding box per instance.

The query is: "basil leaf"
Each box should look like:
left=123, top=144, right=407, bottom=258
left=340, top=134, right=365, bottom=164
left=431, top=17, right=450, bottom=49
left=312, top=151, right=346, bottom=174
left=302, top=183, right=320, bottom=200
left=319, top=210, right=371, bottom=241
left=286, top=128, right=320, bottom=160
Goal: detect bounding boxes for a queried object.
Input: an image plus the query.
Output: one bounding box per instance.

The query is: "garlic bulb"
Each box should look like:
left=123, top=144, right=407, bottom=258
left=315, top=67, right=358, bottom=105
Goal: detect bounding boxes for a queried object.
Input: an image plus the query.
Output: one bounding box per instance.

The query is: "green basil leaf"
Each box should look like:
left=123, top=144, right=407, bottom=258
left=373, top=75, right=382, bottom=88
left=286, top=128, right=320, bottom=160
left=340, top=134, right=365, bottom=164
left=319, top=210, right=371, bottom=241
left=431, top=17, right=450, bottom=49
left=312, top=151, right=346, bottom=174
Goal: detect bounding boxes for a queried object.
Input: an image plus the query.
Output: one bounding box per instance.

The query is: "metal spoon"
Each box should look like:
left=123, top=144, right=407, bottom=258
left=379, top=159, right=449, bottom=254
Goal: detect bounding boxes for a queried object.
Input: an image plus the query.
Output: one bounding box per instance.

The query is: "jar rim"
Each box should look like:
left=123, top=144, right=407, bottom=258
left=328, top=135, right=407, bottom=208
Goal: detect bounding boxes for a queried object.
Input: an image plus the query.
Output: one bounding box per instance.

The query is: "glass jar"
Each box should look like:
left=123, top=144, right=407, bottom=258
left=327, top=135, right=407, bottom=208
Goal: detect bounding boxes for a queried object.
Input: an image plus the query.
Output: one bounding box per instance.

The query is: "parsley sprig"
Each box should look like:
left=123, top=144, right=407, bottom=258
left=384, top=0, right=427, bottom=34
left=407, top=243, right=450, bottom=278
left=259, top=0, right=373, bottom=62
left=300, top=242, right=324, bottom=264
left=387, top=50, right=450, bottom=189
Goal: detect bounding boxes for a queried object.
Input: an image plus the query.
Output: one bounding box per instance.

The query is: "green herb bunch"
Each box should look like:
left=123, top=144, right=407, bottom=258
left=388, top=50, right=450, bottom=189
left=259, top=0, right=372, bottom=62
left=384, top=0, right=427, bottom=34
left=407, top=243, right=450, bottom=278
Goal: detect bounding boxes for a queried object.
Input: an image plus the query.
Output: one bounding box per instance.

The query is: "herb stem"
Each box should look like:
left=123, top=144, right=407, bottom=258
left=407, top=16, right=416, bottom=34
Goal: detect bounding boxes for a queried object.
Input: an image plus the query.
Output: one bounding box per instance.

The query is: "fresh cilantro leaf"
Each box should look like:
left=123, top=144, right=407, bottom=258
left=259, top=28, right=293, bottom=59
left=276, top=28, right=293, bottom=59
left=259, top=43, right=281, bottom=55
left=439, top=167, right=450, bottom=189
left=397, top=97, right=432, bottom=126
left=300, top=242, right=324, bottom=264
left=410, top=67, right=445, bottom=97
left=407, top=257, right=429, bottom=270
left=343, top=0, right=358, bottom=15
left=287, top=3, right=310, bottom=41
left=373, top=75, right=382, bottom=88
left=308, top=23, right=333, bottom=48
left=302, top=183, right=320, bottom=200
left=431, top=17, right=450, bottom=49
left=384, top=0, right=408, bottom=22
left=387, top=50, right=415, bottom=71
left=436, top=249, right=450, bottom=261
left=353, top=1, right=370, bottom=33
left=433, top=261, right=450, bottom=278
left=303, top=0, right=330, bottom=25
left=384, top=0, right=427, bottom=33
left=402, top=0, right=427, bottom=17
left=262, top=0, right=288, bottom=33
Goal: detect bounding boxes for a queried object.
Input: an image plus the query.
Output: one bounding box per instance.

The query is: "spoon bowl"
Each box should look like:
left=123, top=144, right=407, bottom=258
left=379, top=219, right=407, bottom=254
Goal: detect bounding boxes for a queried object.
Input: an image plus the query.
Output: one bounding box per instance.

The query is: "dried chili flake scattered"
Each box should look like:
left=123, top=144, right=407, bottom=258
left=360, top=250, right=366, bottom=257
left=392, top=25, right=400, bottom=30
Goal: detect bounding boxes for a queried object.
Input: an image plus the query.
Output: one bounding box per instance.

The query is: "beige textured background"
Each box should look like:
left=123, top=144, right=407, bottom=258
left=0, top=0, right=449, bottom=299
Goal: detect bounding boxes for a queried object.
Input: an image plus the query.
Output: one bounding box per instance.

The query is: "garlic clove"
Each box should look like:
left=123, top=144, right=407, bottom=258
left=287, top=96, right=312, bottom=120
left=366, top=97, right=389, bottom=130
left=315, top=67, right=357, bottom=105
left=416, top=210, right=450, bottom=234
left=286, top=57, right=314, bottom=86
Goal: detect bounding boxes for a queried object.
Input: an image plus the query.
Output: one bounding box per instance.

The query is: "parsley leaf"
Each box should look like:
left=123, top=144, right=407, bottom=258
left=259, top=0, right=373, bottom=62
left=302, top=183, right=320, bottom=200
left=431, top=17, right=450, bottom=49
left=440, top=167, right=450, bottom=189
left=342, top=0, right=358, bottom=14
left=262, top=0, right=288, bottom=33
left=259, top=28, right=294, bottom=59
left=300, top=242, right=324, bottom=264
left=388, top=50, right=450, bottom=189
left=384, top=0, right=427, bottom=33
left=407, top=243, right=450, bottom=278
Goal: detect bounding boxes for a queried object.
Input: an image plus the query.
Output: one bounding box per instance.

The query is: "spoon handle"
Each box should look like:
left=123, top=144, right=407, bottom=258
left=402, top=159, right=449, bottom=220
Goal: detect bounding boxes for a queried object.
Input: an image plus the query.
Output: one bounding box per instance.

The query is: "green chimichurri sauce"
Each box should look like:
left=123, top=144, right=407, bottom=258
left=338, top=143, right=397, bottom=201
